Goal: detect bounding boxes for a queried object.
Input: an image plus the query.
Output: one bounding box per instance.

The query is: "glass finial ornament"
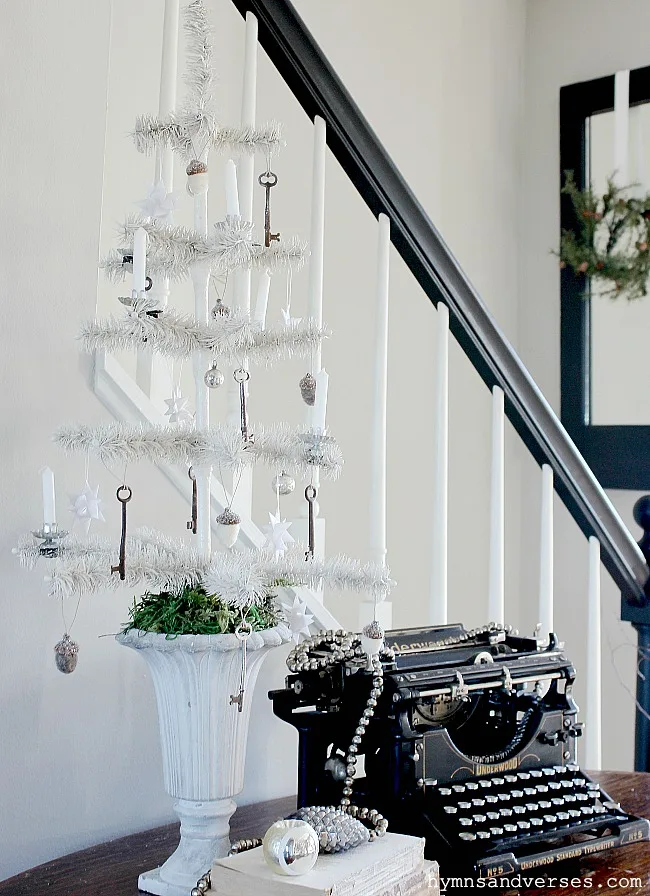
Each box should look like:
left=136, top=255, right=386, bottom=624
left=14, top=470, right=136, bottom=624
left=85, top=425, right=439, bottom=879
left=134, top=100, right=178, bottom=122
left=262, top=819, right=319, bottom=876
left=210, top=296, right=231, bottom=319
left=216, top=507, right=241, bottom=548
left=204, top=361, right=225, bottom=389
left=272, top=471, right=295, bottom=496
left=299, top=372, right=316, bottom=406
left=54, top=633, right=79, bottom=674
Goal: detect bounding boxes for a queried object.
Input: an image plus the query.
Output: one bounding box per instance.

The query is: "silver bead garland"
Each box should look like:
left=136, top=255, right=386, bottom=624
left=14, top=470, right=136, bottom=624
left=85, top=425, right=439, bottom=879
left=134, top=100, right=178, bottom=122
left=286, top=629, right=394, bottom=848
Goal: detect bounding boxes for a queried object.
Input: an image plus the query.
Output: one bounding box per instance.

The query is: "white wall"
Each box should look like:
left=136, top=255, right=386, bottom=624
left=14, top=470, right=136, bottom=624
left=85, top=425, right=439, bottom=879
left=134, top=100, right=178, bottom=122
left=0, top=0, right=527, bottom=880
left=520, top=0, right=650, bottom=773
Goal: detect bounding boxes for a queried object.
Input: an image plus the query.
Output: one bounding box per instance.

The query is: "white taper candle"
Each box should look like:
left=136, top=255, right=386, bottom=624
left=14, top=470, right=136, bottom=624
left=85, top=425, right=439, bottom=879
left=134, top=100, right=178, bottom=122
left=488, top=386, right=505, bottom=625
left=585, top=536, right=602, bottom=770
left=254, top=270, right=271, bottom=329
left=538, top=464, right=554, bottom=641
left=225, top=159, right=240, bottom=217
left=41, top=467, right=56, bottom=527
left=614, top=70, right=630, bottom=187
left=307, top=117, right=326, bottom=374
left=369, top=214, right=390, bottom=569
left=132, top=227, right=147, bottom=295
left=430, top=303, right=449, bottom=625
left=313, top=369, right=329, bottom=432
left=158, top=0, right=180, bottom=190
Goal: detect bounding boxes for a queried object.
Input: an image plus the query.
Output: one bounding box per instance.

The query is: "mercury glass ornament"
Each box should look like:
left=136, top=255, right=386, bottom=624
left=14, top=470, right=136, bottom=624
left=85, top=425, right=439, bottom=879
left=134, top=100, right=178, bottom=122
left=186, top=159, right=209, bottom=196
left=215, top=507, right=241, bottom=549
left=271, top=471, right=295, bottom=496
left=262, top=819, right=319, bottom=876
left=204, top=361, right=225, bottom=389
left=299, top=372, right=316, bottom=406
left=288, top=807, right=370, bottom=854
left=210, top=296, right=231, bottom=319
left=54, top=633, right=79, bottom=674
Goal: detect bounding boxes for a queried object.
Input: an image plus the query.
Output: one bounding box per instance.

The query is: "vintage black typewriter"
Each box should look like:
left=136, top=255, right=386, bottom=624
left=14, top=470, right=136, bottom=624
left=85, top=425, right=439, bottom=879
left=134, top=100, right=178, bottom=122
left=270, top=623, right=649, bottom=879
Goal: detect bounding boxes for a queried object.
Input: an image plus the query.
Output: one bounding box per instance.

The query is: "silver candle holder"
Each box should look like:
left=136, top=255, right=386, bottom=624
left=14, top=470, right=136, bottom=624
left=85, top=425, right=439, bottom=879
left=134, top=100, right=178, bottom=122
left=32, top=523, right=68, bottom=558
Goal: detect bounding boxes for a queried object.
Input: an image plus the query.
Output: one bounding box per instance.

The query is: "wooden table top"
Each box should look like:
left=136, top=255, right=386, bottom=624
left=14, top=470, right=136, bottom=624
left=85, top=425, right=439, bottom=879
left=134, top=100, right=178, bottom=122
left=1, top=772, right=648, bottom=895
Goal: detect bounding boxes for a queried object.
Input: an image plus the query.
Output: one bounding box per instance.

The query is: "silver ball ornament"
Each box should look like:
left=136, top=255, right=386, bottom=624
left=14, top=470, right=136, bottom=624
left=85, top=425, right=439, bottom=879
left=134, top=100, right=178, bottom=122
left=210, top=297, right=231, bottom=319
left=272, top=471, right=296, bottom=496
left=262, top=819, right=319, bottom=876
left=204, top=361, right=225, bottom=389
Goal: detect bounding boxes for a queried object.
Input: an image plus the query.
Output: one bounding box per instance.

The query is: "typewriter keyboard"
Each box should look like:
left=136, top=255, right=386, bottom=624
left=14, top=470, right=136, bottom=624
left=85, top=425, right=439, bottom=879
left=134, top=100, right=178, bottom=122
left=429, top=764, right=647, bottom=877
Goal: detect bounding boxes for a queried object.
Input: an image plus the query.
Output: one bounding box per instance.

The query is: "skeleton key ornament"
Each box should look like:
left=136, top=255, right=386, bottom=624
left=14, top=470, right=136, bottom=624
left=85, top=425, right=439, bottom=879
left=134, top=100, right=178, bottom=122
left=110, top=486, right=132, bottom=581
left=186, top=467, right=197, bottom=534
left=305, top=485, right=317, bottom=561
left=258, top=171, right=280, bottom=248
left=230, top=620, right=253, bottom=712
left=234, top=368, right=254, bottom=446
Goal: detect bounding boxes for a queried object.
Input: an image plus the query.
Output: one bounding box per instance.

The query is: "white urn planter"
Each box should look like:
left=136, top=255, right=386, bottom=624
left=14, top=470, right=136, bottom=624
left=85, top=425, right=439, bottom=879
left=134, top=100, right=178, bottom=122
left=117, top=623, right=291, bottom=896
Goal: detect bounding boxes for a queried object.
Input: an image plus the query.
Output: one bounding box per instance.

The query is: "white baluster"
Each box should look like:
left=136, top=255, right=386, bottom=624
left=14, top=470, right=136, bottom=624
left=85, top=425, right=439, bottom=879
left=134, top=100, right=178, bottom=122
left=585, top=536, right=602, bottom=770
left=538, top=464, right=554, bottom=642
left=488, top=386, right=505, bottom=626
left=614, top=70, right=630, bottom=187
left=360, top=213, right=392, bottom=633
left=430, top=303, right=449, bottom=625
left=137, top=0, right=178, bottom=402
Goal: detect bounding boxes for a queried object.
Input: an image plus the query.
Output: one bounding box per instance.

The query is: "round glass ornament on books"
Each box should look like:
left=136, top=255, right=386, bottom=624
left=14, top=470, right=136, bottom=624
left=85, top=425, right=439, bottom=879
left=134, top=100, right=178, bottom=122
left=262, top=819, right=319, bottom=876
left=204, top=361, right=225, bottom=389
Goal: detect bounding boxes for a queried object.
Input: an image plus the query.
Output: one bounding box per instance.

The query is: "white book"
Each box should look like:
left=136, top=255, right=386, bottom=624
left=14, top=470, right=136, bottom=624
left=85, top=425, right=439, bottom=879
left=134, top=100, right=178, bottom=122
left=211, top=832, right=435, bottom=896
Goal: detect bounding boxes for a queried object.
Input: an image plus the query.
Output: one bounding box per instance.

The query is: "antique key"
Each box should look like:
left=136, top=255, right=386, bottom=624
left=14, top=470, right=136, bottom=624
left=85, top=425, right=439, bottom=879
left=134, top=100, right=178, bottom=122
left=111, top=485, right=132, bottom=581
left=186, top=467, right=197, bottom=535
left=305, top=484, right=317, bottom=560
left=258, top=171, right=280, bottom=248
left=234, top=368, right=253, bottom=446
left=230, top=621, right=253, bottom=712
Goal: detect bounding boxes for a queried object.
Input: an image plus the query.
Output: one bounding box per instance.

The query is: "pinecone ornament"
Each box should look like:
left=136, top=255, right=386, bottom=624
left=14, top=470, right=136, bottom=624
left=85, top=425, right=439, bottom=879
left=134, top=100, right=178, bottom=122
left=288, top=806, right=369, bottom=853
left=54, top=633, right=79, bottom=674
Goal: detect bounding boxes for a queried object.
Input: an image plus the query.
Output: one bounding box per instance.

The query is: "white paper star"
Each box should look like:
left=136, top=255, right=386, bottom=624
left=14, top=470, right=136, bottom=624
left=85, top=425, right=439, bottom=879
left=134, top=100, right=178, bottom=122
left=164, top=388, right=193, bottom=425
left=283, top=595, right=314, bottom=643
left=263, top=511, right=295, bottom=558
left=281, top=307, right=302, bottom=328
left=136, top=180, right=180, bottom=223
left=69, top=482, right=106, bottom=533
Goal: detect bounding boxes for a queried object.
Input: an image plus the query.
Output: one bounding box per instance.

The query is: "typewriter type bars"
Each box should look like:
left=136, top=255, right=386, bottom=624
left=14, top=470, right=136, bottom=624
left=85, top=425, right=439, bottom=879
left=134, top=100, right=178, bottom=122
left=270, top=624, right=650, bottom=879
left=430, top=764, right=648, bottom=878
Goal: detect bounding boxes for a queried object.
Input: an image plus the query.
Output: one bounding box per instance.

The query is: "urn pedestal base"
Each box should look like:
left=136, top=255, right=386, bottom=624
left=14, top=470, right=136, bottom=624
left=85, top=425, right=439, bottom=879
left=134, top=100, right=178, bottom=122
left=139, top=797, right=236, bottom=896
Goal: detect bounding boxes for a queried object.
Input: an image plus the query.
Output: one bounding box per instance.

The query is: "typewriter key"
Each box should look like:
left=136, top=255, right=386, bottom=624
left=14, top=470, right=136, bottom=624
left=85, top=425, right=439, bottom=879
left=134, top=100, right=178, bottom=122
left=458, top=802, right=472, bottom=810
left=459, top=832, right=476, bottom=841
left=564, top=793, right=577, bottom=804
left=551, top=798, right=564, bottom=808
left=572, top=778, right=585, bottom=789
left=492, top=777, right=505, bottom=786
left=538, top=800, right=552, bottom=810
left=580, top=806, right=594, bottom=817
left=594, top=805, right=607, bottom=815
left=452, top=784, right=466, bottom=794
left=466, top=782, right=479, bottom=791
left=511, top=789, right=524, bottom=800
left=530, top=817, right=544, bottom=828
left=485, top=795, right=499, bottom=804
left=504, top=775, right=518, bottom=784
left=524, top=787, right=537, bottom=797
left=568, top=809, right=581, bottom=819
left=529, top=770, right=543, bottom=778
left=497, top=792, right=511, bottom=802
left=513, top=805, right=526, bottom=815
left=476, top=831, right=491, bottom=840
left=525, top=803, right=538, bottom=813
left=478, top=779, right=492, bottom=789
left=536, top=784, right=549, bottom=794
left=561, top=779, right=573, bottom=790
left=517, top=820, right=531, bottom=831
left=499, top=808, right=513, bottom=818
left=542, top=768, right=556, bottom=777
left=490, top=827, right=504, bottom=837
left=471, top=799, right=485, bottom=808
left=472, top=814, right=487, bottom=824
left=566, top=763, right=580, bottom=773
left=503, top=824, right=518, bottom=835
left=603, top=800, right=622, bottom=812
left=439, top=787, right=452, bottom=797
left=543, top=814, right=557, bottom=825
left=517, top=772, right=531, bottom=781
left=554, top=765, right=568, bottom=775
left=459, top=818, right=473, bottom=827
left=549, top=781, right=562, bottom=791
left=486, top=812, right=500, bottom=822
left=556, top=811, right=571, bottom=824
left=576, top=793, right=589, bottom=804
left=443, top=806, right=458, bottom=814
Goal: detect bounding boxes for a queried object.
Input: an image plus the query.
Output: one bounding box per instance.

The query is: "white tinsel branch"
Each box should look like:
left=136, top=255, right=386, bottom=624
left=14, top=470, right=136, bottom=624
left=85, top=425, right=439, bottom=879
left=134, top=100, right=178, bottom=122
left=80, top=310, right=329, bottom=365
left=183, top=0, right=216, bottom=115
left=105, top=216, right=306, bottom=282
left=54, top=422, right=343, bottom=479
left=44, top=529, right=206, bottom=600
left=204, top=547, right=395, bottom=605
left=133, top=115, right=283, bottom=161
left=12, top=533, right=113, bottom=571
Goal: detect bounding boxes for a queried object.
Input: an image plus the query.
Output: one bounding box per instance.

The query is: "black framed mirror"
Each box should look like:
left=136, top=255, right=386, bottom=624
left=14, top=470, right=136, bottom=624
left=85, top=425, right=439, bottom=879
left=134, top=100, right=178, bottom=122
left=560, top=65, right=650, bottom=489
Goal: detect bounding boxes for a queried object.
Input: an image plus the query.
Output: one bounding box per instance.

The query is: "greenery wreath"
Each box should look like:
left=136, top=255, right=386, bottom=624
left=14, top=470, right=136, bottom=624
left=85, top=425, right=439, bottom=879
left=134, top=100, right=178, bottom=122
left=559, top=171, right=650, bottom=300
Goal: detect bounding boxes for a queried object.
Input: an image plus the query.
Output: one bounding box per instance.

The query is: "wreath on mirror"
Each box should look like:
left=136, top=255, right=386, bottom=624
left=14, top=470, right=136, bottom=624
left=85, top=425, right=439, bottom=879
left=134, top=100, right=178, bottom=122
left=559, top=170, right=650, bottom=300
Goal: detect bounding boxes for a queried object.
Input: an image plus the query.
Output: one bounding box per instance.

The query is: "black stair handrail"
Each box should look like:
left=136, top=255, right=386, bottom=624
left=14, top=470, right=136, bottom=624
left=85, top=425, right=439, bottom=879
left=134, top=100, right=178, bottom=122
left=230, top=0, right=648, bottom=606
